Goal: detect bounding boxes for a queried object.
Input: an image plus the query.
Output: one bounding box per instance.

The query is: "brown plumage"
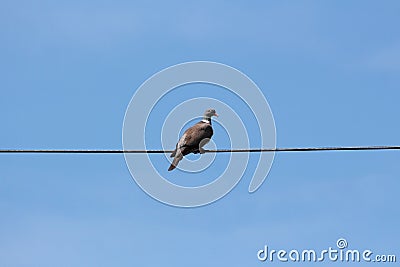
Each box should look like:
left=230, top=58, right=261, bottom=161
left=168, top=109, right=218, bottom=171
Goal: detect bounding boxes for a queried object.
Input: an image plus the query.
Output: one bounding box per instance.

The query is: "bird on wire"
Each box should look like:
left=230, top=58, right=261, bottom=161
left=168, top=108, right=219, bottom=171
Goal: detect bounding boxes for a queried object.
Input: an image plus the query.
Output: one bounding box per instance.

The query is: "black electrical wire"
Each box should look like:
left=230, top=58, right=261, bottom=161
left=0, top=146, right=399, bottom=154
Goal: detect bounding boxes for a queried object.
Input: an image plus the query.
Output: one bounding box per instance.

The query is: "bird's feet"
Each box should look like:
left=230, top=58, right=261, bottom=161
left=199, top=148, right=206, bottom=154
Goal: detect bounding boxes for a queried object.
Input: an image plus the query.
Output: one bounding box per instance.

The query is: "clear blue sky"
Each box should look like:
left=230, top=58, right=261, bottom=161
left=1, top=1, right=399, bottom=266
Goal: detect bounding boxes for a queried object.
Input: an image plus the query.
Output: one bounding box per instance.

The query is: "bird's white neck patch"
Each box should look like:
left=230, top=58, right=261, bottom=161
left=201, top=119, right=210, bottom=123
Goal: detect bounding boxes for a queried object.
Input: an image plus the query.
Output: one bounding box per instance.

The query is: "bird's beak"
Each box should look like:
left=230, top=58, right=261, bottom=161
left=214, top=113, right=219, bottom=117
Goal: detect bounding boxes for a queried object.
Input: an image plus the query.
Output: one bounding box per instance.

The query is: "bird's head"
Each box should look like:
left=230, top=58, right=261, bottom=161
left=203, top=108, right=219, bottom=119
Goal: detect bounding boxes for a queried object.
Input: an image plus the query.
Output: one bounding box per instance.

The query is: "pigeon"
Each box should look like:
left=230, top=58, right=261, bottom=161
left=168, top=108, right=219, bottom=171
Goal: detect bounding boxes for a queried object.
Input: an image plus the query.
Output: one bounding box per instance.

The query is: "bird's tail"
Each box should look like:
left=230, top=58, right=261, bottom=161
left=168, top=150, right=182, bottom=171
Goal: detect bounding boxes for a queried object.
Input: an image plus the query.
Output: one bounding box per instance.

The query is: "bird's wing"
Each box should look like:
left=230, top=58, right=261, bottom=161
left=180, top=123, right=213, bottom=147
left=170, top=122, right=213, bottom=157
left=168, top=122, right=213, bottom=171
left=170, top=131, right=189, bottom=157
left=176, top=132, right=189, bottom=148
